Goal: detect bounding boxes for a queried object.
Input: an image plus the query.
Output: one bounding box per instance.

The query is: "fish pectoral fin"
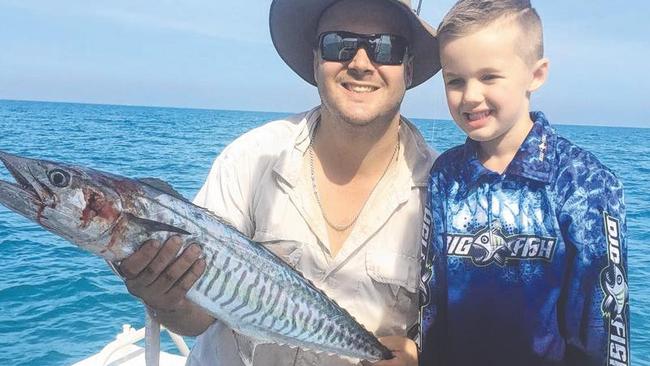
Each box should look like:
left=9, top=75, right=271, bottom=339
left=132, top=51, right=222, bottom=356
left=233, top=331, right=267, bottom=366
left=137, top=178, right=189, bottom=202
left=125, top=213, right=191, bottom=235
left=602, top=295, right=614, bottom=314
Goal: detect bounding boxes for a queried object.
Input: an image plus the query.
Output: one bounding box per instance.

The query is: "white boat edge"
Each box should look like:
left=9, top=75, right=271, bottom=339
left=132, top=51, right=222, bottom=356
left=71, top=323, right=189, bottom=366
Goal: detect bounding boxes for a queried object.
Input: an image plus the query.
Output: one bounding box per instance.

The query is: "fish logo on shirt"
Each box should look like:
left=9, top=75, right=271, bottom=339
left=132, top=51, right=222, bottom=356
left=468, top=223, right=512, bottom=265
left=447, top=221, right=557, bottom=266
left=601, top=265, right=628, bottom=316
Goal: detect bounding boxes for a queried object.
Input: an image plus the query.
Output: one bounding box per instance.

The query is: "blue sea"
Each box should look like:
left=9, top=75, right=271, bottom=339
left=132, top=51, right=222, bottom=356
left=0, top=99, right=647, bottom=365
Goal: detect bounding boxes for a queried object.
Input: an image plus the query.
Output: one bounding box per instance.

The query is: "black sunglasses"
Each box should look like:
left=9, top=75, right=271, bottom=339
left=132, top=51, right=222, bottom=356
left=318, top=31, right=409, bottom=66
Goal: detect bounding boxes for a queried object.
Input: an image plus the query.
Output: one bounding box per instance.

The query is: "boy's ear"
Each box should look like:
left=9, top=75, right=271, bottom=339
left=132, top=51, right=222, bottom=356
left=528, top=57, right=550, bottom=93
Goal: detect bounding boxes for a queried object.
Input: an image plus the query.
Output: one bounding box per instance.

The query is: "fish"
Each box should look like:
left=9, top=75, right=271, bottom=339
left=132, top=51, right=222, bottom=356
left=470, top=222, right=511, bottom=266
left=0, top=150, right=393, bottom=362
left=601, top=264, right=628, bottom=317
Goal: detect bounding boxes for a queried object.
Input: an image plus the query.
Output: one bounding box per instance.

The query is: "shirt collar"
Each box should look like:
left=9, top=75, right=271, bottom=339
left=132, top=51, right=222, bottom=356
left=271, top=107, right=320, bottom=188
left=400, top=115, right=437, bottom=188
left=461, top=111, right=557, bottom=184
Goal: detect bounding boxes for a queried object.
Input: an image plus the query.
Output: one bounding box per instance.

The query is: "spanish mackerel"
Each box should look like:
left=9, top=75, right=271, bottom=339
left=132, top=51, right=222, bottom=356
left=0, top=150, right=393, bottom=362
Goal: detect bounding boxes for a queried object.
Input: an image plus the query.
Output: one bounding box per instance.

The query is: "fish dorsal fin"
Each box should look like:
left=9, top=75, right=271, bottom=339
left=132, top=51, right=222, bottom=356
left=137, top=178, right=189, bottom=202
left=125, top=213, right=191, bottom=235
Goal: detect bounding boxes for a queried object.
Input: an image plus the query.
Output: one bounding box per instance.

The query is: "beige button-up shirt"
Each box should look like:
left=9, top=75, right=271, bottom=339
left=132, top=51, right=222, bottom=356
left=187, top=107, right=435, bottom=366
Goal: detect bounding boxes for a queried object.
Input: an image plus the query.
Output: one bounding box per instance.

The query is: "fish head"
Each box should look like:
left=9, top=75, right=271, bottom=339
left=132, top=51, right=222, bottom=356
left=0, top=150, right=125, bottom=257
left=470, top=226, right=507, bottom=263
left=601, top=264, right=628, bottom=316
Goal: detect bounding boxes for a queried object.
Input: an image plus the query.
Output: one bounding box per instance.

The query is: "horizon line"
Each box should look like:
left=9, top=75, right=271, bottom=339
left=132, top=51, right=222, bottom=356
left=0, top=97, right=645, bottom=130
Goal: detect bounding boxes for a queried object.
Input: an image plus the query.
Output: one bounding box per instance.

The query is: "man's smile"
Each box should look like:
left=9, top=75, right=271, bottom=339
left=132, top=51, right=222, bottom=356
left=341, top=82, right=379, bottom=93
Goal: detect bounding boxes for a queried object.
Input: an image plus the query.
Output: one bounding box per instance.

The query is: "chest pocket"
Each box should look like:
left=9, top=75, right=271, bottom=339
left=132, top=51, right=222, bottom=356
left=366, top=249, right=419, bottom=293
left=250, top=187, right=309, bottom=269
left=366, top=247, right=420, bottom=318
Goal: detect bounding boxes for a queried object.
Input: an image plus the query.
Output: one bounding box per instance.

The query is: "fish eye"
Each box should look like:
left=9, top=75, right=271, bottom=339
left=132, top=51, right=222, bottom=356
left=481, top=236, right=489, bottom=244
left=48, top=169, right=71, bottom=187
left=617, top=275, right=623, bottom=285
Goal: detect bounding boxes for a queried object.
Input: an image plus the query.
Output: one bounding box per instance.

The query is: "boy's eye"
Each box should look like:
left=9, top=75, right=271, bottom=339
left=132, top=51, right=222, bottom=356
left=482, top=74, right=501, bottom=81
left=445, top=78, right=464, bottom=87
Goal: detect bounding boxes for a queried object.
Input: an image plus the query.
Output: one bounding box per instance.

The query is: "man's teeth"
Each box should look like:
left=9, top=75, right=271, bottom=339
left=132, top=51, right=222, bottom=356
left=345, top=84, right=377, bottom=93
left=466, top=111, right=491, bottom=121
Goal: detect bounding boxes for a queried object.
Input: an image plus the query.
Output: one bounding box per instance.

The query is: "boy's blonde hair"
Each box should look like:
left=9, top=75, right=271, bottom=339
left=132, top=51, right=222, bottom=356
left=438, top=0, right=543, bottom=65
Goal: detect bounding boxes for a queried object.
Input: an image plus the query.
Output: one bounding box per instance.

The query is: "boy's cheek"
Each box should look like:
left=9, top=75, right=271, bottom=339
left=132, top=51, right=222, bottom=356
left=444, top=90, right=462, bottom=112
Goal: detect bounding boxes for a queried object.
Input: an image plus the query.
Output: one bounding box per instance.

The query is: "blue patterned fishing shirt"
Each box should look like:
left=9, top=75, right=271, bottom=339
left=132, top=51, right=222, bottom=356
left=419, top=112, right=629, bottom=366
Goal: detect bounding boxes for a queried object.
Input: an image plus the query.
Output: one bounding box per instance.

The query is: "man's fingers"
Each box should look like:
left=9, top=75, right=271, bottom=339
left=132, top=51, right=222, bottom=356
left=366, top=337, right=417, bottom=366
left=378, top=336, right=408, bottom=350
left=164, top=257, right=206, bottom=303
left=150, top=243, right=203, bottom=294
left=133, top=236, right=184, bottom=286
left=118, top=239, right=161, bottom=279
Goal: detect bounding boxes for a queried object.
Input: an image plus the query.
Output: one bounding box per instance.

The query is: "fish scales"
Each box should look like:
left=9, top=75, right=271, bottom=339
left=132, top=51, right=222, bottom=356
left=0, top=151, right=393, bottom=362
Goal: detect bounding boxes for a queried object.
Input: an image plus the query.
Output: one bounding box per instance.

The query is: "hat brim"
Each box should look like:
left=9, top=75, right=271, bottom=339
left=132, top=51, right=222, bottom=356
left=270, top=0, right=441, bottom=89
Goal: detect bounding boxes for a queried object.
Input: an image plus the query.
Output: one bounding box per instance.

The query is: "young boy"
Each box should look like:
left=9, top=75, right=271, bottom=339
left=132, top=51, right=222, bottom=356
left=419, top=1, right=629, bottom=365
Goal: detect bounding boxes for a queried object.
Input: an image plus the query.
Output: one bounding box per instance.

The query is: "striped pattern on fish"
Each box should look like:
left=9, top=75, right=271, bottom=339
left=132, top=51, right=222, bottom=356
left=179, top=203, right=383, bottom=358
left=0, top=150, right=392, bottom=362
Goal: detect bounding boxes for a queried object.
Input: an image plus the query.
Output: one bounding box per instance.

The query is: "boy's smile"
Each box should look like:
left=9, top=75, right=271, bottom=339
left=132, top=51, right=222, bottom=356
left=464, top=109, right=493, bottom=129
left=439, top=18, right=548, bottom=153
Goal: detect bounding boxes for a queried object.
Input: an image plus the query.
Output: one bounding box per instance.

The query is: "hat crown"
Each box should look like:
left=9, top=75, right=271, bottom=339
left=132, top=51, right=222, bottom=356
left=388, top=0, right=417, bottom=12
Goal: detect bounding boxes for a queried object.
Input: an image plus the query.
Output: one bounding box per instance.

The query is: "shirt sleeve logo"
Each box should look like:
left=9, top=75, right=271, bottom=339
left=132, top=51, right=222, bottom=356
left=416, top=206, right=434, bottom=349
left=447, top=221, right=557, bottom=266
left=600, top=213, right=629, bottom=366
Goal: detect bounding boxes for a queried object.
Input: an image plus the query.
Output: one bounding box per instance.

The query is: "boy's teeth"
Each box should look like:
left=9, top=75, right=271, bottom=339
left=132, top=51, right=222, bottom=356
left=467, top=111, right=491, bottom=121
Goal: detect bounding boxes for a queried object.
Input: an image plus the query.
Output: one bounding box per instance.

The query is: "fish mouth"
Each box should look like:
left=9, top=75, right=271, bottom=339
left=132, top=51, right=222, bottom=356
left=0, top=150, right=47, bottom=220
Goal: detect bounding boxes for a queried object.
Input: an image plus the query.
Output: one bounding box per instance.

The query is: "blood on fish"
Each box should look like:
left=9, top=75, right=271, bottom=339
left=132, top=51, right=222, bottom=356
left=80, top=188, right=119, bottom=228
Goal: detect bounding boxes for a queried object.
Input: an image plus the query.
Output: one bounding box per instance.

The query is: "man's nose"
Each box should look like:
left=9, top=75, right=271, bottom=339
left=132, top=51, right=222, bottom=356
left=347, top=47, right=374, bottom=74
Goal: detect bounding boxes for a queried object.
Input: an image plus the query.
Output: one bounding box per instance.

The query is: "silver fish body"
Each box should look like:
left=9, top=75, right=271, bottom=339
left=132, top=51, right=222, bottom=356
left=0, top=150, right=392, bottom=362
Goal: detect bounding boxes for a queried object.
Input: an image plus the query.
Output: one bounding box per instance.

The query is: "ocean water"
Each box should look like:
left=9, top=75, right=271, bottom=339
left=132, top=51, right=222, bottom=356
left=0, top=99, right=647, bottom=365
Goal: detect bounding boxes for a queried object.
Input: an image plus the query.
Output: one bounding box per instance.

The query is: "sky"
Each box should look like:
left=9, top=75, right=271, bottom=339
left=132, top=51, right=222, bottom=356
left=0, top=0, right=648, bottom=128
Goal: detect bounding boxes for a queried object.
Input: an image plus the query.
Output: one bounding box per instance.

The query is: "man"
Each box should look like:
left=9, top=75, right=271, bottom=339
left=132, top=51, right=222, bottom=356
left=118, top=0, right=440, bottom=365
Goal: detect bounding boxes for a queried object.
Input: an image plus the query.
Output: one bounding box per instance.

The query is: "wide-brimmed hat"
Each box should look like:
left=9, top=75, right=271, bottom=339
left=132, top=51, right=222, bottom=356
left=269, top=0, right=441, bottom=89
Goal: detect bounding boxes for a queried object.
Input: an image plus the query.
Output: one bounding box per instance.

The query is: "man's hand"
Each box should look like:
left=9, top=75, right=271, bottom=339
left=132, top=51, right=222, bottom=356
left=117, top=235, right=214, bottom=336
left=362, top=336, right=418, bottom=366
left=119, top=235, right=205, bottom=311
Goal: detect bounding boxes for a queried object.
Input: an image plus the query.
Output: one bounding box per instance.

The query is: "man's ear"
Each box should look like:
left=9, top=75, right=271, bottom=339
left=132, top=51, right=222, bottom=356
left=404, top=54, right=414, bottom=88
left=528, top=57, right=549, bottom=93
left=313, top=49, right=320, bottom=84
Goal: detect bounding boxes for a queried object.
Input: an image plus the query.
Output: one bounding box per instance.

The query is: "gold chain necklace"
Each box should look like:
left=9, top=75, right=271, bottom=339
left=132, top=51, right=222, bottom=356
left=309, top=121, right=400, bottom=232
